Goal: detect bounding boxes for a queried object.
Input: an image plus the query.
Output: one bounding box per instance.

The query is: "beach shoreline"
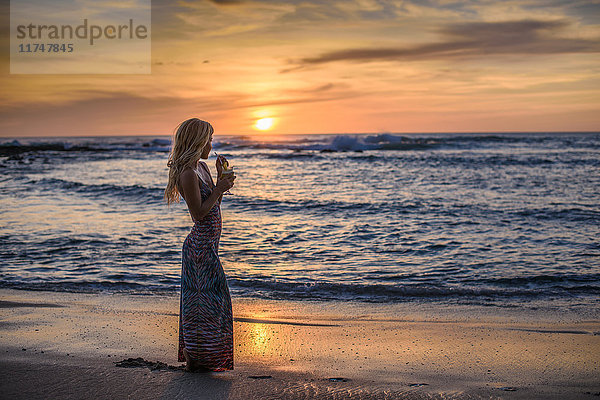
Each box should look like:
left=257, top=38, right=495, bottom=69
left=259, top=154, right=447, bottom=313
left=1, top=288, right=598, bottom=399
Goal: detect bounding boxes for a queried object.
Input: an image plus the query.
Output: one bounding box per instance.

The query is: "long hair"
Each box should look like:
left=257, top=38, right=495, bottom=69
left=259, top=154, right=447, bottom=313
left=164, top=118, right=213, bottom=205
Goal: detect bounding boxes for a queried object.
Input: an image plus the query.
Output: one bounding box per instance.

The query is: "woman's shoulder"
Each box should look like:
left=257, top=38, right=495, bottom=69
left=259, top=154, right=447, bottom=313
left=178, top=167, right=199, bottom=188
left=180, top=167, right=199, bottom=179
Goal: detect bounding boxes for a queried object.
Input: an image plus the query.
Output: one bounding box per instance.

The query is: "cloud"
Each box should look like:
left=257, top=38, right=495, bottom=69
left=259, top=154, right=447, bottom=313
left=0, top=91, right=246, bottom=136
left=238, top=82, right=364, bottom=108
left=0, top=82, right=364, bottom=136
left=208, top=0, right=244, bottom=4
left=287, top=19, right=600, bottom=69
left=227, top=81, right=362, bottom=108
left=283, top=82, right=339, bottom=93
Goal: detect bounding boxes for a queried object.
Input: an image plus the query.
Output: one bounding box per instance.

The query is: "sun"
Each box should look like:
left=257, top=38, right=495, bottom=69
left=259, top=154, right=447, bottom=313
left=254, top=117, right=274, bottom=131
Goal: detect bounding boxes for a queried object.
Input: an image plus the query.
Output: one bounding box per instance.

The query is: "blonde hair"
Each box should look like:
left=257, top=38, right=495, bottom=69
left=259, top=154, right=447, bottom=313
left=164, top=118, right=214, bottom=205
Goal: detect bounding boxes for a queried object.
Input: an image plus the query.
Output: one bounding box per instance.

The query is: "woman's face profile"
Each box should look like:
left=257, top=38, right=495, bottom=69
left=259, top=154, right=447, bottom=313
left=200, top=131, right=213, bottom=159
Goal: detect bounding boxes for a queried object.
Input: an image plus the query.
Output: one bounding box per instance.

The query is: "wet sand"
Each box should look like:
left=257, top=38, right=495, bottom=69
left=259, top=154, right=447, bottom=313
left=0, top=288, right=599, bottom=399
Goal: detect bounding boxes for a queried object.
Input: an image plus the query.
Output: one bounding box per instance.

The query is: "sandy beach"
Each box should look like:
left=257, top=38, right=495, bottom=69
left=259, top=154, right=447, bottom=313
left=0, top=288, right=598, bottom=399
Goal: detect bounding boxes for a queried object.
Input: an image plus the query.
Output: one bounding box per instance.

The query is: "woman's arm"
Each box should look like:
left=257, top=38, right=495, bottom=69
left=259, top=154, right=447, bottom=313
left=214, top=156, right=225, bottom=204
left=180, top=168, right=234, bottom=222
left=180, top=169, right=223, bottom=222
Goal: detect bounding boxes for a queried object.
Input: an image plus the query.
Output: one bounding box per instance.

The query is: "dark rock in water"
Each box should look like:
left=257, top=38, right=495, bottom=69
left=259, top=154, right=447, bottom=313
left=328, top=377, right=350, bottom=382
left=248, top=375, right=272, bottom=379
left=320, top=149, right=336, bottom=153
left=408, top=383, right=429, bottom=387
left=115, top=357, right=183, bottom=371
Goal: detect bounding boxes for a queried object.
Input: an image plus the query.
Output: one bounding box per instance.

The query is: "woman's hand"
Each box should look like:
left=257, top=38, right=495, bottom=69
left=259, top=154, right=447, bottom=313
left=216, top=171, right=235, bottom=193
left=215, top=155, right=226, bottom=178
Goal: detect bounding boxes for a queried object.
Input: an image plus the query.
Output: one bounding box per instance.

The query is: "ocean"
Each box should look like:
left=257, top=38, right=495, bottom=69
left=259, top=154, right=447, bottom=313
left=1, top=132, right=599, bottom=311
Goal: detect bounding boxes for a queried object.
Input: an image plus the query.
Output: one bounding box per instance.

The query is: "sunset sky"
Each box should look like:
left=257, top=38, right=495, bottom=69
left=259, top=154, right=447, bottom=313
left=1, top=0, right=599, bottom=137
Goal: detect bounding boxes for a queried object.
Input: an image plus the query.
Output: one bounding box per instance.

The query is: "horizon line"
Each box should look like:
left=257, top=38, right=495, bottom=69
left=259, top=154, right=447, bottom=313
left=2, top=130, right=599, bottom=139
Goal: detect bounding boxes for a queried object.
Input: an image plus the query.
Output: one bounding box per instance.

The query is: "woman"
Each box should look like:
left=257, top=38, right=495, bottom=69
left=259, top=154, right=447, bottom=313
left=164, top=118, right=236, bottom=372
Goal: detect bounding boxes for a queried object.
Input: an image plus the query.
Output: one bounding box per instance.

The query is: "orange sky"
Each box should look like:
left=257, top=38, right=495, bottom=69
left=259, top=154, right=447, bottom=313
left=1, top=0, right=599, bottom=137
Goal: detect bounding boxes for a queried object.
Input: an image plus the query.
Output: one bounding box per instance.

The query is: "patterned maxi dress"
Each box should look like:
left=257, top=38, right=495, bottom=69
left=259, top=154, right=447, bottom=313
left=177, top=165, right=234, bottom=371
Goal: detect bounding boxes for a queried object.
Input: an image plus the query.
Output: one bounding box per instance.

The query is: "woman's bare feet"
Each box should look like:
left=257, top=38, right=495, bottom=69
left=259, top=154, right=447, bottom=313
left=182, top=348, right=194, bottom=372
left=182, top=348, right=211, bottom=373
